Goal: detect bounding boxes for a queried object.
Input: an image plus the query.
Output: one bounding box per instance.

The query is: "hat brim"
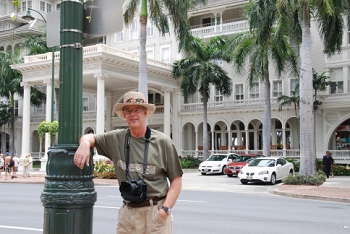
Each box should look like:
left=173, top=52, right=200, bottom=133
left=113, top=103, right=156, bottom=119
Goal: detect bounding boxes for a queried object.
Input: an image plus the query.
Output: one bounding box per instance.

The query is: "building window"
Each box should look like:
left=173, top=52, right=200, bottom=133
left=250, top=82, right=259, bottom=99
left=115, top=30, right=124, bottom=43
left=40, top=1, right=46, bottom=11
left=147, top=21, right=154, bottom=37
left=214, top=88, right=224, bottom=103
left=290, top=78, right=299, bottom=95
left=83, top=97, right=89, bottom=111
left=0, top=0, right=6, bottom=15
left=35, top=104, right=43, bottom=115
left=330, top=68, right=344, bottom=94
left=161, top=46, right=170, bottom=63
left=235, top=84, right=244, bottom=100
left=56, top=3, right=60, bottom=10
left=155, top=93, right=162, bottom=104
left=130, top=20, right=138, bottom=40
left=47, top=3, right=51, bottom=12
left=273, top=80, right=283, bottom=97
left=21, top=2, right=27, bottom=12
left=14, top=100, right=19, bottom=116
left=146, top=48, right=154, bottom=59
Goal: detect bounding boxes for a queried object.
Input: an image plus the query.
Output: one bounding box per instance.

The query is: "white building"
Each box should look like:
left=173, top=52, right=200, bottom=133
left=1, top=0, right=350, bottom=165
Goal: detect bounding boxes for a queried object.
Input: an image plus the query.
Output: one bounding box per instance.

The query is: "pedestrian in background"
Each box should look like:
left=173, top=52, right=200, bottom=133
left=323, top=151, right=334, bottom=179
left=0, top=154, right=4, bottom=178
left=74, top=91, right=183, bottom=234
left=23, top=153, right=31, bottom=178
left=4, top=153, right=12, bottom=180
left=12, top=153, right=19, bottom=179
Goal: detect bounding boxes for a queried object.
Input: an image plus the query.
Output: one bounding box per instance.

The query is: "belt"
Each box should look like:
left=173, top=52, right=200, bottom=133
left=123, top=196, right=166, bottom=208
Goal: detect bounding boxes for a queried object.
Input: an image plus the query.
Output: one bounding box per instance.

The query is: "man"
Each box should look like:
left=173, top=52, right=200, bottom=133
left=4, top=153, right=12, bottom=180
left=323, top=151, right=334, bottom=179
left=74, top=91, right=183, bottom=234
left=12, top=153, right=19, bottom=179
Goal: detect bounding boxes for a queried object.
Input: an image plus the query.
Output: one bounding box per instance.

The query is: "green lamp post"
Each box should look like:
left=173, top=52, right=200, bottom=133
left=40, top=1, right=96, bottom=233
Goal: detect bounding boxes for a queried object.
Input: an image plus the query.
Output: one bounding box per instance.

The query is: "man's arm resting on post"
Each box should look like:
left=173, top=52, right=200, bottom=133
left=159, top=176, right=182, bottom=219
left=74, top=134, right=96, bottom=169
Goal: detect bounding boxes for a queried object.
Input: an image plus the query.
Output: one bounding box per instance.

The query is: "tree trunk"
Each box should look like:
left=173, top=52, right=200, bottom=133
left=139, top=12, right=148, bottom=99
left=202, top=86, right=209, bottom=161
left=10, top=94, right=15, bottom=157
left=262, top=69, right=271, bottom=157
left=299, top=2, right=316, bottom=175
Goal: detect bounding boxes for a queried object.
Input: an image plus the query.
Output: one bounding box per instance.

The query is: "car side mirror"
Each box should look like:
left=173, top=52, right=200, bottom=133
left=277, top=164, right=281, bottom=167
left=228, top=159, right=232, bottom=162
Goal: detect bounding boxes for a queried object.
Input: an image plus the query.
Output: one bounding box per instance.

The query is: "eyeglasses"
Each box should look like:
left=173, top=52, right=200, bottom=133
left=126, top=98, right=145, bottom=104
left=123, top=108, right=146, bottom=115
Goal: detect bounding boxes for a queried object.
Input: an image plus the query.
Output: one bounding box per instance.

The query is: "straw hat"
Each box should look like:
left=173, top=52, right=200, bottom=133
left=114, top=91, right=156, bottom=119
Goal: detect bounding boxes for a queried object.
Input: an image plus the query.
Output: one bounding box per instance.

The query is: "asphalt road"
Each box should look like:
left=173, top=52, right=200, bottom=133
left=1, top=171, right=350, bottom=234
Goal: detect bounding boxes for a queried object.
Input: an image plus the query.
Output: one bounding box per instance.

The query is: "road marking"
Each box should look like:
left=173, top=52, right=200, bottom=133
left=0, top=225, right=42, bottom=231
left=178, top=199, right=207, bottom=203
left=95, top=205, right=120, bottom=209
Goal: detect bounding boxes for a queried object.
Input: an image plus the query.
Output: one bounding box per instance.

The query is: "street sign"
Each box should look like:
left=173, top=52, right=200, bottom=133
left=46, top=10, right=60, bottom=47
left=83, top=0, right=123, bottom=38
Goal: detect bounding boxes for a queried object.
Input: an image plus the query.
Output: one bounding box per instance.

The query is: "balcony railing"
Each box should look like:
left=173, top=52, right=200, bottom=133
left=23, top=44, right=172, bottom=70
left=190, top=18, right=248, bottom=37
left=181, top=98, right=279, bottom=112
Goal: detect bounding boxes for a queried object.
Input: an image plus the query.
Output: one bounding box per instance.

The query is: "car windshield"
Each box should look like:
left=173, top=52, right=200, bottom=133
left=249, top=159, right=276, bottom=167
left=207, top=155, right=227, bottom=161
left=234, top=156, right=254, bottom=162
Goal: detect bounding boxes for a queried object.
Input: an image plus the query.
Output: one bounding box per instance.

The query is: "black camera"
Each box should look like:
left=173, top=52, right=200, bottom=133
left=119, top=179, right=147, bottom=203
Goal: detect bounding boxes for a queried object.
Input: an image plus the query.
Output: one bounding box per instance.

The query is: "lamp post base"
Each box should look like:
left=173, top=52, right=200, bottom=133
left=41, top=144, right=96, bottom=234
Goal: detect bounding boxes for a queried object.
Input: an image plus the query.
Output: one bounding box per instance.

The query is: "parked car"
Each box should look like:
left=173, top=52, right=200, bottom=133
left=225, top=154, right=265, bottom=177
left=237, top=157, right=294, bottom=185
left=199, top=153, right=238, bottom=175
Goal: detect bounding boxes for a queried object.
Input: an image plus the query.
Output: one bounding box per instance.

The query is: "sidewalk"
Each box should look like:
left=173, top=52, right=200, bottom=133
left=270, top=176, right=350, bottom=203
left=1, top=171, right=349, bottom=203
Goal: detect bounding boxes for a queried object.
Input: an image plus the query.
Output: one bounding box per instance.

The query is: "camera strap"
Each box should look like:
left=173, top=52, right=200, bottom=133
left=124, top=126, right=151, bottom=179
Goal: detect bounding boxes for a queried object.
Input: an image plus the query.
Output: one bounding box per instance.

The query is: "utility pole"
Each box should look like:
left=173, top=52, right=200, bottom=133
left=40, top=1, right=96, bottom=233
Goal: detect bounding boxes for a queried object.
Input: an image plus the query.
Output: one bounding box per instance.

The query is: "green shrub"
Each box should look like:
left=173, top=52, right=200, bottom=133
left=32, top=160, right=41, bottom=169
left=180, top=156, right=202, bottom=169
left=285, top=158, right=299, bottom=172
left=94, top=161, right=116, bottom=179
left=282, top=170, right=326, bottom=186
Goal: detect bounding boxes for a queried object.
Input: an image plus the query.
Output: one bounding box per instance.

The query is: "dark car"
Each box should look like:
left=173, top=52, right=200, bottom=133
left=224, top=154, right=265, bottom=177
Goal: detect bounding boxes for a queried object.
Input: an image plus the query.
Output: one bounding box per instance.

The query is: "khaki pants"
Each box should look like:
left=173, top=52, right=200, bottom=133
left=117, top=199, right=173, bottom=234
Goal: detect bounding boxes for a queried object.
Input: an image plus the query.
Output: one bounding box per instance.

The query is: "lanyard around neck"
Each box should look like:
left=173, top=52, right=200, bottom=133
left=124, top=127, right=151, bottom=179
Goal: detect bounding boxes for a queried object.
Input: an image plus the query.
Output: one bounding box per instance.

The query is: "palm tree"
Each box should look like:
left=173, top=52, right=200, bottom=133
left=0, top=51, right=46, bottom=156
left=172, top=35, right=232, bottom=161
left=276, top=0, right=349, bottom=175
left=227, top=0, right=299, bottom=157
left=123, top=0, right=206, bottom=99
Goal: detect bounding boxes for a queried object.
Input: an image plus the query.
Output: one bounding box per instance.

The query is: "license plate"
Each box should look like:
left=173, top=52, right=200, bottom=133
left=247, top=176, right=253, bottom=180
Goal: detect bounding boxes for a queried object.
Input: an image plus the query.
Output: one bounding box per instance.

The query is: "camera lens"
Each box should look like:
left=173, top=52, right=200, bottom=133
left=120, top=181, right=138, bottom=195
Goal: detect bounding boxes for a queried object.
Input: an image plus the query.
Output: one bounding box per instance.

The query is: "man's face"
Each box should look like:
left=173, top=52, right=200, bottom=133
left=123, top=106, right=147, bottom=128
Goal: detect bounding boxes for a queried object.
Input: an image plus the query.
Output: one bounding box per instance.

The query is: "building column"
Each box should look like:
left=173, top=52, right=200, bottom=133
left=245, top=129, right=249, bottom=151
left=172, top=89, right=181, bottom=152
left=162, top=88, right=171, bottom=137
left=211, top=131, right=214, bottom=152
left=282, top=127, right=286, bottom=157
left=44, top=79, right=52, bottom=154
left=20, top=82, right=31, bottom=159
left=343, top=66, right=349, bottom=93
left=95, top=73, right=108, bottom=134
left=105, top=95, right=112, bottom=132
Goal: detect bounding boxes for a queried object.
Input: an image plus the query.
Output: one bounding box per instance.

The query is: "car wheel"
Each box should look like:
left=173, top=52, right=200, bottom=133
left=221, top=166, right=227, bottom=175
left=289, top=169, right=293, bottom=175
left=227, top=174, right=233, bottom=177
left=201, top=172, right=206, bottom=175
left=270, top=173, right=276, bottom=185
left=240, top=180, right=248, bottom=185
